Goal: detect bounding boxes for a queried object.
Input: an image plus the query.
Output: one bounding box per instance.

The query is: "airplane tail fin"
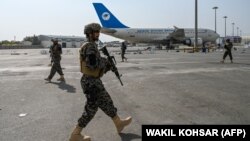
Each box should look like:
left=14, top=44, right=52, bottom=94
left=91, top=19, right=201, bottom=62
left=93, top=3, right=129, bottom=28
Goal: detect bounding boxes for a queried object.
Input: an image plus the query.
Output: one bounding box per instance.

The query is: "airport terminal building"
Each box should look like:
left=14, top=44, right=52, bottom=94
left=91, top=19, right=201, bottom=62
left=38, top=35, right=86, bottom=48
left=242, top=36, right=250, bottom=44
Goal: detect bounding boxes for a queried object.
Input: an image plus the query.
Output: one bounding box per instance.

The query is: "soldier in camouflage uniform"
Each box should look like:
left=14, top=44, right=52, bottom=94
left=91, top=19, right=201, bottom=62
left=121, top=41, right=127, bottom=62
left=69, top=23, right=132, bottom=141
left=221, top=39, right=233, bottom=63
left=44, top=38, right=65, bottom=82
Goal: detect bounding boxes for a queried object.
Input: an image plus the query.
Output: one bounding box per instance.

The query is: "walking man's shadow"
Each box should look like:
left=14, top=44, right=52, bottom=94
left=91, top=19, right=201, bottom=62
left=119, top=133, right=141, bottom=141
left=50, top=81, right=76, bottom=93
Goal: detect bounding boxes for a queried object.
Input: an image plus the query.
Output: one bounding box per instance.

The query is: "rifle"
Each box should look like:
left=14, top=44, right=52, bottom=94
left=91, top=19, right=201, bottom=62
left=99, top=46, right=123, bottom=86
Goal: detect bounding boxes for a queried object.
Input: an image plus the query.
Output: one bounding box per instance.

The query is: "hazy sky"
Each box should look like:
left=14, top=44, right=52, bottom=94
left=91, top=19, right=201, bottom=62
left=1, top=0, right=249, bottom=42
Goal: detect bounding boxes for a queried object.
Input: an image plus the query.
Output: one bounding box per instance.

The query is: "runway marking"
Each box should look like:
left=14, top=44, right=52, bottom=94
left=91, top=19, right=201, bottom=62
left=156, top=67, right=249, bottom=75
left=119, top=61, right=201, bottom=68
left=121, top=66, right=250, bottom=79
left=0, top=66, right=49, bottom=72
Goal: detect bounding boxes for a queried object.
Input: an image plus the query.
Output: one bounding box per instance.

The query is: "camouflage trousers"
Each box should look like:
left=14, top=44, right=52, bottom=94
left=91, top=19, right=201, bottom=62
left=78, top=75, right=117, bottom=128
left=223, top=50, right=233, bottom=60
left=121, top=51, right=125, bottom=60
left=48, top=59, right=63, bottom=79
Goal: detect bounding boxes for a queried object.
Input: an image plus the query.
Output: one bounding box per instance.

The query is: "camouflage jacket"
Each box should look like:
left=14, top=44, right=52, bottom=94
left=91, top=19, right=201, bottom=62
left=80, top=42, right=111, bottom=77
left=50, top=44, right=62, bottom=59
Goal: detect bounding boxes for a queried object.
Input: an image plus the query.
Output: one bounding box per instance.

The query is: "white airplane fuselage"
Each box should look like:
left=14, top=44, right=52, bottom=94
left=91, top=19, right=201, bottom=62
left=102, top=28, right=219, bottom=44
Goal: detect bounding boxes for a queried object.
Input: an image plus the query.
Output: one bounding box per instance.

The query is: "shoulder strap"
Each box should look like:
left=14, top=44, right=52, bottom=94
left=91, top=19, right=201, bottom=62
left=80, top=42, right=94, bottom=59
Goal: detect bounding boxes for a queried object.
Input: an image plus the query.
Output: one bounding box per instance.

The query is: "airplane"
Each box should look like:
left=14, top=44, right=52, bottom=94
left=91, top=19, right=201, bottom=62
left=93, top=3, right=220, bottom=48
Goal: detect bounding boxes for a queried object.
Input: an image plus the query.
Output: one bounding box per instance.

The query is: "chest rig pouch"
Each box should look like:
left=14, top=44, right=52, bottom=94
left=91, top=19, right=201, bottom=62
left=79, top=42, right=103, bottom=78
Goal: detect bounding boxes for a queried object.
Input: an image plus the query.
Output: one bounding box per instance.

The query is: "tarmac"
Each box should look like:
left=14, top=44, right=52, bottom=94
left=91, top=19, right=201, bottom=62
left=0, top=46, right=250, bottom=141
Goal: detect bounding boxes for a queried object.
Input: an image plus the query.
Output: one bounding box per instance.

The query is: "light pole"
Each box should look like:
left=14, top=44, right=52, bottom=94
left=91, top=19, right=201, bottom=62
left=237, top=27, right=239, bottom=36
left=232, top=22, right=235, bottom=36
left=223, top=16, right=227, bottom=37
left=213, top=6, right=218, bottom=33
left=194, top=0, right=198, bottom=51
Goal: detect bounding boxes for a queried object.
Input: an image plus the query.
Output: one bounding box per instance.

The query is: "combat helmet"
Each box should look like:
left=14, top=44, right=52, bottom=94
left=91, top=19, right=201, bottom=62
left=51, top=38, right=58, bottom=42
left=84, top=23, right=101, bottom=35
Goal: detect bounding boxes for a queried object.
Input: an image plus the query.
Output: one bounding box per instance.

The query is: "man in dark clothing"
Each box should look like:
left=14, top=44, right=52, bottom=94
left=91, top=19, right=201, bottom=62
left=48, top=46, right=53, bottom=66
left=44, top=38, right=65, bottom=82
left=68, top=23, right=132, bottom=141
left=121, top=41, right=127, bottom=62
left=221, top=39, right=233, bottom=63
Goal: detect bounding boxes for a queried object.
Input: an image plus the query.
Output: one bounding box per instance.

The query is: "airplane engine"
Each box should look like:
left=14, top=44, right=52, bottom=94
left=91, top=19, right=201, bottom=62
left=184, top=38, right=203, bottom=46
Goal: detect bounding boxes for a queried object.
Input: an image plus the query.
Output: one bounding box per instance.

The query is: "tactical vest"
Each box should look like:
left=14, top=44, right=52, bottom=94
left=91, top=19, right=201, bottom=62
left=50, top=44, right=62, bottom=57
left=79, top=42, right=103, bottom=78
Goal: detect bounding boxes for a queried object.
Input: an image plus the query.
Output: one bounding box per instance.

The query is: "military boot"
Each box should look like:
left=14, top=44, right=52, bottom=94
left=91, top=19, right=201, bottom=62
left=57, top=75, right=65, bottom=82
left=112, top=115, right=132, bottom=133
left=44, top=78, right=51, bottom=82
left=69, top=125, right=91, bottom=141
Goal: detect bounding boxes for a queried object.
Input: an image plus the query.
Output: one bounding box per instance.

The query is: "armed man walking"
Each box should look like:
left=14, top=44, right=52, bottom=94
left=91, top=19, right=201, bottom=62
left=44, top=38, right=65, bottom=82
left=68, top=23, right=132, bottom=141
left=221, top=39, right=233, bottom=63
left=121, top=41, right=127, bottom=62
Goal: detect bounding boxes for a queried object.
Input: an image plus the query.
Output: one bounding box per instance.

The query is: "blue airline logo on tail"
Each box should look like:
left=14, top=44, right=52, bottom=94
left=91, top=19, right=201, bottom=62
left=102, top=12, right=110, bottom=21
left=93, top=3, right=129, bottom=28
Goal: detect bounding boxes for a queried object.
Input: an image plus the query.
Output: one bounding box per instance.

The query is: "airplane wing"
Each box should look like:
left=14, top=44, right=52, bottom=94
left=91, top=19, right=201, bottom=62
left=101, top=28, right=117, bottom=34
left=168, top=28, right=185, bottom=41
left=173, top=26, right=179, bottom=30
